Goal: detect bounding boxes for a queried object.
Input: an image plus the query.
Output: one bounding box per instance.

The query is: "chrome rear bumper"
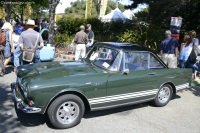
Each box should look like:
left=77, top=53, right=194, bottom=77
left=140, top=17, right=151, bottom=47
left=11, top=83, right=41, bottom=113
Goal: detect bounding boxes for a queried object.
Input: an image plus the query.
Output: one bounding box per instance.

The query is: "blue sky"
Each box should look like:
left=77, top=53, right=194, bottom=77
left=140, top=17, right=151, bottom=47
left=56, top=0, right=146, bottom=14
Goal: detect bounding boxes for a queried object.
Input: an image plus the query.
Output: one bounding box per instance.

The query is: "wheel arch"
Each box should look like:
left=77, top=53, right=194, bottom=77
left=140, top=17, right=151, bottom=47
left=43, top=90, right=91, bottom=114
left=160, top=82, right=176, bottom=94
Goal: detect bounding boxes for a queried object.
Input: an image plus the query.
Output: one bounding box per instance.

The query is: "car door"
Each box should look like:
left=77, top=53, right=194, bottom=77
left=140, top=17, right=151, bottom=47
left=106, top=51, right=159, bottom=107
left=148, top=53, right=191, bottom=90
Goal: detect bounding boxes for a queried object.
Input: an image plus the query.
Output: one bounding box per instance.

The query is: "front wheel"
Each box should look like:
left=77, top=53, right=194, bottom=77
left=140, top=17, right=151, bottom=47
left=47, top=94, right=85, bottom=129
left=153, top=84, right=173, bottom=107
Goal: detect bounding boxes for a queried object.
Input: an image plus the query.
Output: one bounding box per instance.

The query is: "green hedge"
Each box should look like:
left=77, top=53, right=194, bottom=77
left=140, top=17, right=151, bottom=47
left=56, top=17, right=165, bottom=52
left=57, top=17, right=132, bottom=41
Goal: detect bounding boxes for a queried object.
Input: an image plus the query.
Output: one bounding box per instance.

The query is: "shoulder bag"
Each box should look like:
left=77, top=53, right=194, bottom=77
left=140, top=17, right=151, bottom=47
left=22, top=34, right=39, bottom=62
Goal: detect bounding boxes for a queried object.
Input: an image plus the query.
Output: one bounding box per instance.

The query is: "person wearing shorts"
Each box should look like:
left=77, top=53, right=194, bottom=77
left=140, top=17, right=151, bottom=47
left=1, top=22, right=15, bottom=74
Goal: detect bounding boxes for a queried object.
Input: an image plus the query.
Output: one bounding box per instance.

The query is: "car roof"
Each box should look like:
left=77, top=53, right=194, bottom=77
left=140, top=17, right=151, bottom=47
left=95, top=42, right=154, bottom=52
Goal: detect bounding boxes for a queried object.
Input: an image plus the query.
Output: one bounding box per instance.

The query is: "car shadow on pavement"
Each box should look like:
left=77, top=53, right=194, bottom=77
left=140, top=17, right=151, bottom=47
left=187, top=86, right=200, bottom=97
left=171, top=94, right=181, bottom=100
left=15, top=110, right=47, bottom=127
left=0, top=82, right=52, bottom=132
left=0, top=82, right=23, bottom=133
left=83, top=102, right=149, bottom=119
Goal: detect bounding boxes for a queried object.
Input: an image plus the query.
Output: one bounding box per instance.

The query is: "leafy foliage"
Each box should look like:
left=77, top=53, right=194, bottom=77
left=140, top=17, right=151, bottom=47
left=127, top=0, right=200, bottom=35
left=117, top=23, right=165, bottom=52
left=65, top=0, right=125, bottom=18
left=56, top=17, right=134, bottom=45
left=57, top=16, right=86, bottom=36
left=54, top=33, right=74, bottom=47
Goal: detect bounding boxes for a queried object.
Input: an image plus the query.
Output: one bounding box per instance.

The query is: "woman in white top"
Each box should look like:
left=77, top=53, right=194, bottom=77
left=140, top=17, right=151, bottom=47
left=178, top=32, right=197, bottom=68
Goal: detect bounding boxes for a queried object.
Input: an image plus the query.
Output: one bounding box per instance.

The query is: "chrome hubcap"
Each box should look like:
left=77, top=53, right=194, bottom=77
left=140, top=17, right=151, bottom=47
left=57, top=101, right=79, bottom=124
left=158, top=87, right=170, bottom=103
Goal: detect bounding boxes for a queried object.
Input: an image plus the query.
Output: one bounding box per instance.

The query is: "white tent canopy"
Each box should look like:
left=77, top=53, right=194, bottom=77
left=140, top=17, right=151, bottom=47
left=123, top=9, right=134, bottom=20
left=101, top=8, right=127, bottom=22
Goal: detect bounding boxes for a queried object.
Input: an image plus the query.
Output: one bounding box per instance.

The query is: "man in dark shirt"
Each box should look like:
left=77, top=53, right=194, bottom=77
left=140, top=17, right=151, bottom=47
left=86, top=24, right=94, bottom=47
left=74, top=25, right=87, bottom=60
left=160, top=30, right=179, bottom=68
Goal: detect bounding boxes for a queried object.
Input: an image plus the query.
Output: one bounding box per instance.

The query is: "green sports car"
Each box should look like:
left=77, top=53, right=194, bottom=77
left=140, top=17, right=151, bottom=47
left=11, top=42, right=191, bottom=129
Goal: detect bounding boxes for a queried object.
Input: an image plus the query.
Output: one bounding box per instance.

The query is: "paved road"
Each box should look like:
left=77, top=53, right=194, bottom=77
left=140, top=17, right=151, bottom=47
left=0, top=65, right=200, bottom=133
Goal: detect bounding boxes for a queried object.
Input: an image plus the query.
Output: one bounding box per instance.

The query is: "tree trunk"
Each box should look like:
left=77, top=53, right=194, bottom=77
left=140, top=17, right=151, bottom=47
left=48, top=0, right=60, bottom=45
left=5, top=0, right=11, bottom=22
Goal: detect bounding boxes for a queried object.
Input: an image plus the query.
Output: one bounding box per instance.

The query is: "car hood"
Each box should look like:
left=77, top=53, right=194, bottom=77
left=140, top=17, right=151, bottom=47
left=17, top=61, right=97, bottom=81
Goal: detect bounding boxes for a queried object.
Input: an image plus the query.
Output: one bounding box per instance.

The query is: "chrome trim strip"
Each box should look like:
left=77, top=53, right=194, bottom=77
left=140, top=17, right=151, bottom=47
left=91, top=98, right=154, bottom=111
left=176, top=83, right=189, bottom=91
left=89, top=89, right=158, bottom=105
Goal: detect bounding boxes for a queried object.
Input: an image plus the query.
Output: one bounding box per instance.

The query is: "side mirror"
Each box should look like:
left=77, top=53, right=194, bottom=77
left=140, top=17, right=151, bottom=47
left=122, top=69, right=129, bottom=75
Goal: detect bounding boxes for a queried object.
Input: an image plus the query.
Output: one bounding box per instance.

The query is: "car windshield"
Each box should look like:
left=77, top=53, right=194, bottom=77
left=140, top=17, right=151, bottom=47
left=87, top=47, right=119, bottom=69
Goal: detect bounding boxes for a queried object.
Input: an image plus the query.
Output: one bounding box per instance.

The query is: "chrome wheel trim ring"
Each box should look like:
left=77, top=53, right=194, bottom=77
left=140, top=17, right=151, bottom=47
left=56, top=101, right=80, bottom=124
left=158, top=86, right=170, bottom=104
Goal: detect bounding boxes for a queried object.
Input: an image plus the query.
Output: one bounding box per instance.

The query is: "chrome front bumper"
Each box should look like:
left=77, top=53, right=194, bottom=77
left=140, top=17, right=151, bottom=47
left=11, top=83, right=41, bottom=113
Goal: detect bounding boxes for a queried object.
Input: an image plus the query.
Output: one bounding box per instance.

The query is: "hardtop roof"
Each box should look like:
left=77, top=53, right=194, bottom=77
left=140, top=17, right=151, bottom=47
left=95, top=42, right=154, bottom=52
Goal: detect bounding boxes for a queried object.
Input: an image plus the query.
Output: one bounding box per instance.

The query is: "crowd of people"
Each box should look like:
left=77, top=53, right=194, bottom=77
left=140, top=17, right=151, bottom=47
left=0, top=18, right=199, bottom=80
left=0, top=19, right=44, bottom=76
left=0, top=19, right=94, bottom=77
left=160, top=30, right=199, bottom=79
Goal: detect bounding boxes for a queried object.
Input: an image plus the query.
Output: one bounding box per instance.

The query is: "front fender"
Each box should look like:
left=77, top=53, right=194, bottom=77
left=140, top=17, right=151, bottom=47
left=41, top=88, right=90, bottom=114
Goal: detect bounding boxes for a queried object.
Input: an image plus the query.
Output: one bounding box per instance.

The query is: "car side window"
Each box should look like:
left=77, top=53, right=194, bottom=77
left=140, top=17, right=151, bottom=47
left=123, top=52, right=148, bottom=71
left=149, top=54, right=164, bottom=69
left=89, top=47, right=118, bottom=69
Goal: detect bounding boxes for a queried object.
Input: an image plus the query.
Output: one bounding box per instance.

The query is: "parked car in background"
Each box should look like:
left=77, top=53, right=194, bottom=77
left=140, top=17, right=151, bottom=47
left=11, top=42, right=191, bottom=129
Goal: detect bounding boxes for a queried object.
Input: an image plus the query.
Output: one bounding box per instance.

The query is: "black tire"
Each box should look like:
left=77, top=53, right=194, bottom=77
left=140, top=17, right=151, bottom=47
left=153, top=84, right=173, bottom=107
left=47, top=94, right=85, bottom=129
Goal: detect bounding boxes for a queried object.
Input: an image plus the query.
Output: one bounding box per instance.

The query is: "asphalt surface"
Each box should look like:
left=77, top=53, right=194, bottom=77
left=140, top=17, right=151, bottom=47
left=0, top=64, right=200, bottom=133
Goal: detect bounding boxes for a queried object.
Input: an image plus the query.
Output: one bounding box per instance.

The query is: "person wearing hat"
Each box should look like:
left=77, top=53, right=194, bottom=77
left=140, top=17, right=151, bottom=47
left=86, top=24, right=94, bottom=48
left=19, top=19, right=44, bottom=64
left=74, top=25, right=87, bottom=60
left=160, top=30, right=179, bottom=68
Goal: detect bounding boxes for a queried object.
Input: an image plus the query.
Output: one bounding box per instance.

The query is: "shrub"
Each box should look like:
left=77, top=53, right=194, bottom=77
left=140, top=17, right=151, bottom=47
left=118, top=22, right=165, bottom=52
left=54, top=33, right=74, bottom=47
left=57, top=16, right=86, bottom=36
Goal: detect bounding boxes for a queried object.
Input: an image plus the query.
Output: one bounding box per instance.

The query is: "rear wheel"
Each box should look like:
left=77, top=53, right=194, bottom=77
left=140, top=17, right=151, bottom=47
left=47, top=94, right=85, bottom=129
left=153, top=84, right=173, bottom=107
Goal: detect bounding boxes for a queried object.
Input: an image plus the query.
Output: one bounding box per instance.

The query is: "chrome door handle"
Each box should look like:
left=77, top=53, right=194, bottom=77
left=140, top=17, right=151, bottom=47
left=86, top=82, right=92, bottom=85
left=148, top=73, right=156, bottom=75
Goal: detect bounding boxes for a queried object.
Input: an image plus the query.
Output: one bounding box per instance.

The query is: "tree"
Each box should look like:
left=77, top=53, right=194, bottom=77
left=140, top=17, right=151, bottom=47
left=127, top=0, right=200, bottom=34
left=1, top=0, right=48, bottom=22
left=48, top=0, right=60, bottom=44
left=65, top=0, right=125, bottom=18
